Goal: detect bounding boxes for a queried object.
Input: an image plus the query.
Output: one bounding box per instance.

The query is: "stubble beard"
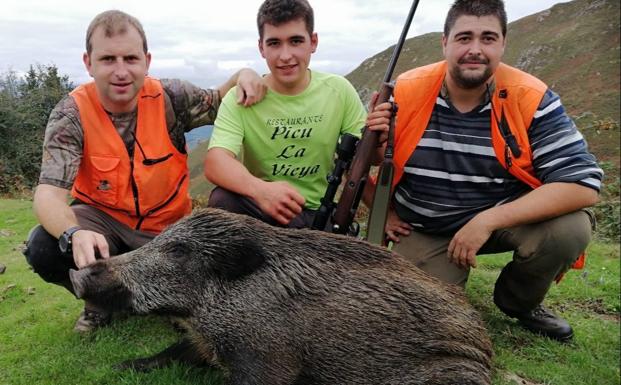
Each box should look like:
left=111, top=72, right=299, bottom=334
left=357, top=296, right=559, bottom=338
left=103, top=85, right=140, bottom=113
left=450, top=65, right=493, bottom=90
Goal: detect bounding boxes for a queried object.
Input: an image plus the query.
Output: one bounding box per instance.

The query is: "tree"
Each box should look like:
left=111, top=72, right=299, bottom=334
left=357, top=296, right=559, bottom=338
left=0, top=64, right=74, bottom=195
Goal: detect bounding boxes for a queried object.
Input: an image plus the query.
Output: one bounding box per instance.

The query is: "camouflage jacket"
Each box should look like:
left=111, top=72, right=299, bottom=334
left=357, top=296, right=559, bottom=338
left=39, top=79, right=220, bottom=189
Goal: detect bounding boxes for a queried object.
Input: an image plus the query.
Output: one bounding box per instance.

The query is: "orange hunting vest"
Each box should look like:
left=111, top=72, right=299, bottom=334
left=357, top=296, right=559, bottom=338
left=392, top=61, right=585, bottom=271
left=70, top=77, right=191, bottom=233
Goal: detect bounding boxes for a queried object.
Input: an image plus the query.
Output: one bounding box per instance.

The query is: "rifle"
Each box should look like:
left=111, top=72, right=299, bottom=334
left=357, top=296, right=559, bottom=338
left=311, top=133, right=359, bottom=231
left=330, top=0, right=421, bottom=240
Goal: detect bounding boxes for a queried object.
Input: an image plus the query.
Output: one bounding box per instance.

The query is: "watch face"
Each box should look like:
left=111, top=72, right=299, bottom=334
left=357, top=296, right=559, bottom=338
left=58, top=227, right=80, bottom=254
left=59, top=233, right=71, bottom=254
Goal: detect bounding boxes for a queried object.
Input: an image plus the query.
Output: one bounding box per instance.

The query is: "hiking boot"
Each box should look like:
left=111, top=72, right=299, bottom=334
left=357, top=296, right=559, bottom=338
left=514, top=304, right=573, bottom=342
left=74, top=307, right=111, bottom=333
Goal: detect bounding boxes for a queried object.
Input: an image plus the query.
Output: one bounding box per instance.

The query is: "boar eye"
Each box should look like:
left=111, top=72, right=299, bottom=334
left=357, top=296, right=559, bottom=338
left=165, top=241, right=192, bottom=258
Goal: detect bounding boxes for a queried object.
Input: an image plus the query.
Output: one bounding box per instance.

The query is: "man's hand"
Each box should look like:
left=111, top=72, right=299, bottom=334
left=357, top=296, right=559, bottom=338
left=33, top=184, right=110, bottom=269
left=235, top=68, right=268, bottom=107
left=204, top=148, right=303, bottom=225
left=384, top=208, right=412, bottom=243
left=254, top=181, right=305, bottom=225
left=366, top=92, right=392, bottom=144
left=72, top=229, right=110, bottom=269
left=366, top=92, right=394, bottom=164
left=447, top=182, right=600, bottom=269
left=447, top=212, right=495, bottom=269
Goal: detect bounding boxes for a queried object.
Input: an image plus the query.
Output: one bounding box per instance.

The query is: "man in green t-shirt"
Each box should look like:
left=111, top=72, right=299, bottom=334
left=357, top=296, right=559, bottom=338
left=204, top=0, right=369, bottom=228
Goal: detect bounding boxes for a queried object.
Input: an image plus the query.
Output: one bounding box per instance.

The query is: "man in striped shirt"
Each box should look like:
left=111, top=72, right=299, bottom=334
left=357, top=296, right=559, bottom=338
left=367, top=0, right=602, bottom=342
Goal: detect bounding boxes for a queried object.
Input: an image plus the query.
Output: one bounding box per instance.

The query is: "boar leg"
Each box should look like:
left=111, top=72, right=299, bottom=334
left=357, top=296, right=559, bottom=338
left=114, top=337, right=210, bottom=372
left=226, top=349, right=300, bottom=385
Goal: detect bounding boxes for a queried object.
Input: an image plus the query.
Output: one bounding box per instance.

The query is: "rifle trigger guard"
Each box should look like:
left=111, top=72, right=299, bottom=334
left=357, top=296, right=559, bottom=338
left=390, top=102, right=398, bottom=114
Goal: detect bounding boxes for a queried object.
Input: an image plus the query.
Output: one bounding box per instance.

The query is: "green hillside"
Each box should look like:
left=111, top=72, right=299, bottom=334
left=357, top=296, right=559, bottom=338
left=187, top=139, right=214, bottom=199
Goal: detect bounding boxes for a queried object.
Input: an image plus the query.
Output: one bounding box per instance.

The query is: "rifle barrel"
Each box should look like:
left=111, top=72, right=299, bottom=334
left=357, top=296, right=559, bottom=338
left=382, top=0, right=421, bottom=85
left=331, top=0, right=421, bottom=234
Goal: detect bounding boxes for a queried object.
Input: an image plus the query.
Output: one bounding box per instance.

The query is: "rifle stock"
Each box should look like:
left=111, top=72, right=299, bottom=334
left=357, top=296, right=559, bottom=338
left=330, top=0, right=420, bottom=236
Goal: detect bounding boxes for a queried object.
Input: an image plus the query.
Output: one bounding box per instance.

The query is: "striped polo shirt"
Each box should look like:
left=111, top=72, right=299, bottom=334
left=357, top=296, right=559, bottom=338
left=393, top=88, right=603, bottom=235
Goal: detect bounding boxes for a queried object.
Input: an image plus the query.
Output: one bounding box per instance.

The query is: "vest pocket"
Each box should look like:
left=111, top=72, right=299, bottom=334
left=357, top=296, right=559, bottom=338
left=89, top=155, right=120, bottom=206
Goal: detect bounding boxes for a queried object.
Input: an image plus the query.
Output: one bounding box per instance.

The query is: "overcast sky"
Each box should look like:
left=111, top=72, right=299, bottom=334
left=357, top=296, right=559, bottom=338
left=1, top=0, right=566, bottom=88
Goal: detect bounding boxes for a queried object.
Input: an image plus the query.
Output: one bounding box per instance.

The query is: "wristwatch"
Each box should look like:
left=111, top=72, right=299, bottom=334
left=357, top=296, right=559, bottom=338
left=58, top=226, right=81, bottom=254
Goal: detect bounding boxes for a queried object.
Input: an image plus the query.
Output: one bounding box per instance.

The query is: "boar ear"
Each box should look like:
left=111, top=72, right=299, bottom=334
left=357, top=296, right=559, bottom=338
left=210, top=239, right=265, bottom=280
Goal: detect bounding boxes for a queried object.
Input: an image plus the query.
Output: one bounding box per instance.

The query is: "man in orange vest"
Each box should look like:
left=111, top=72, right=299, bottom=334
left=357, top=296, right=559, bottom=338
left=23, top=10, right=267, bottom=333
left=366, top=0, right=602, bottom=342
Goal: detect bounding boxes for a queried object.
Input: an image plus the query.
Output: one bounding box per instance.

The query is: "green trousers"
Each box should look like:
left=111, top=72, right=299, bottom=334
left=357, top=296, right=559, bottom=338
left=392, top=210, right=595, bottom=315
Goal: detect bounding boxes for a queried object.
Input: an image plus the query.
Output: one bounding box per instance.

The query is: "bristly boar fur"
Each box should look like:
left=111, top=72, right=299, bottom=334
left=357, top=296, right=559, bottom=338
left=70, top=208, right=493, bottom=385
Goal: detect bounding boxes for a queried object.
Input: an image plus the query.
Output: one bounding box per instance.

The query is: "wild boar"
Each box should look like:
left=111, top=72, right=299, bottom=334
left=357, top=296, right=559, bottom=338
left=70, top=208, right=492, bottom=385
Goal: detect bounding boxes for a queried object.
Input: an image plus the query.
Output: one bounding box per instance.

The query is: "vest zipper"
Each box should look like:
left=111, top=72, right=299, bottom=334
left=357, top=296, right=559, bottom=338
left=135, top=174, right=187, bottom=230
left=129, top=150, right=141, bottom=219
left=504, top=144, right=513, bottom=169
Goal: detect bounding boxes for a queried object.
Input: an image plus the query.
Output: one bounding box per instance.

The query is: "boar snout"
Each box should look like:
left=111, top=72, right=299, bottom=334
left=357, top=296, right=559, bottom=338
left=69, top=268, right=86, bottom=299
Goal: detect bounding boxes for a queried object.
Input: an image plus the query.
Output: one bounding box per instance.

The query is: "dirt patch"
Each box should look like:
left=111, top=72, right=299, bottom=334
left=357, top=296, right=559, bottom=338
left=558, top=298, right=620, bottom=322
left=0, top=229, right=16, bottom=237
left=503, top=371, right=546, bottom=385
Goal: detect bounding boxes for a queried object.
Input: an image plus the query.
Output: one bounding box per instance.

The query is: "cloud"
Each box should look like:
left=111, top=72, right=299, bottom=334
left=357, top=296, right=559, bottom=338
left=1, top=0, right=564, bottom=88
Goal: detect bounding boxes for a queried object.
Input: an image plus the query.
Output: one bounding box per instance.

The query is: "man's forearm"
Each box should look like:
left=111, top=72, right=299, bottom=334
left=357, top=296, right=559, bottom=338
left=216, top=70, right=241, bottom=99
left=33, top=184, right=79, bottom=238
left=204, top=148, right=264, bottom=200
left=478, top=182, right=599, bottom=231
left=216, top=68, right=259, bottom=100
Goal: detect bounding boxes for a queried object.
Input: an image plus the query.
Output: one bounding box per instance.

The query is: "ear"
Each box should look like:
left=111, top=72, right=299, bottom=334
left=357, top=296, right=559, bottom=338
left=83, top=52, right=93, bottom=77
left=209, top=238, right=266, bottom=280
left=258, top=38, right=266, bottom=59
left=310, top=32, right=318, bottom=53
left=441, top=34, right=447, bottom=57
left=145, top=52, right=152, bottom=75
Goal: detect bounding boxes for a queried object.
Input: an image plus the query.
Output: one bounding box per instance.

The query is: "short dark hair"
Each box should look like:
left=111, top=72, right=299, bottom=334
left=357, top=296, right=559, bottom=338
left=257, top=0, right=314, bottom=39
left=86, top=10, right=148, bottom=55
left=444, top=0, right=507, bottom=37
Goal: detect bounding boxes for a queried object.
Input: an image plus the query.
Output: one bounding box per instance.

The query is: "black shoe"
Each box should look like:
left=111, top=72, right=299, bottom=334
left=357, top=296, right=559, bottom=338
left=514, top=304, right=573, bottom=342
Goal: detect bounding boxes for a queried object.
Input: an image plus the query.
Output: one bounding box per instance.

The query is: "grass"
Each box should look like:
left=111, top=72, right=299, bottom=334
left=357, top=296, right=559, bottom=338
left=1, top=198, right=619, bottom=385
left=468, top=244, right=620, bottom=385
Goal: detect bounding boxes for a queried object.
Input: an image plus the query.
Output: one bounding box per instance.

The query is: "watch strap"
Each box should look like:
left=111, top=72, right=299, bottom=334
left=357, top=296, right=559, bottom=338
left=64, top=226, right=82, bottom=238
left=59, top=226, right=81, bottom=254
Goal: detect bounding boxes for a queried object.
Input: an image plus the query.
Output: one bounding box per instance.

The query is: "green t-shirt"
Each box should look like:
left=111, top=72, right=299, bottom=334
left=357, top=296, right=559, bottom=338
left=209, top=70, right=366, bottom=210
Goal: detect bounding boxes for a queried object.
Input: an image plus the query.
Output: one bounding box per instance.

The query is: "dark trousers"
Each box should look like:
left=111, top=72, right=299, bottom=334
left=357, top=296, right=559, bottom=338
left=208, top=186, right=326, bottom=230
left=392, top=210, right=595, bottom=315
left=23, top=204, right=156, bottom=290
